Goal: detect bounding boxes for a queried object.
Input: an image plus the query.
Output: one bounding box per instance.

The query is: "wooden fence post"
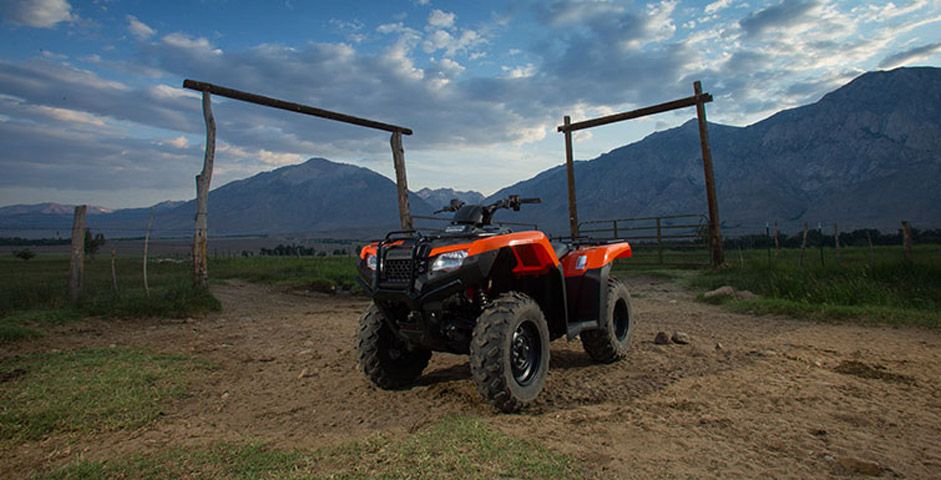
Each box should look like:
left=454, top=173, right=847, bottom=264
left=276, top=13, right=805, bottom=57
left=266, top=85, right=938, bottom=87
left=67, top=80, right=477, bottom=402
left=563, top=115, right=578, bottom=238
left=694, top=81, right=723, bottom=267
left=866, top=230, right=874, bottom=268
left=655, top=217, right=663, bottom=265
left=833, top=223, right=841, bottom=264
left=765, top=222, right=772, bottom=266
left=901, top=220, right=912, bottom=262
left=799, top=223, right=809, bottom=267
left=193, top=90, right=215, bottom=288
left=818, top=223, right=825, bottom=266
left=143, top=208, right=153, bottom=296
left=390, top=131, right=413, bottom=231
left=110, top=248, right=118, bottom=293
left=68, top=205, right=87, bottom=303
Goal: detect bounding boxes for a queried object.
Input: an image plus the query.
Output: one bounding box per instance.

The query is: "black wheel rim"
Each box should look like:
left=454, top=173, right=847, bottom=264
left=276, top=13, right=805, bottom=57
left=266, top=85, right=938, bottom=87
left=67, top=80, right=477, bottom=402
left=510, top=321, right=541, bottom=386
left=613, top=299, right=630, bottom=341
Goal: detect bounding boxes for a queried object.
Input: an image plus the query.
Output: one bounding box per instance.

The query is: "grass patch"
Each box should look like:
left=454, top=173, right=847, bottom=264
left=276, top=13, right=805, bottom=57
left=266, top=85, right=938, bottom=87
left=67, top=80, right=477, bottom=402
left=0, top=255, right=222, bottom=342
left=688, top=245, right=941, bottom=327
left=39, top=415, right=582, bottom=480
left=212, top=255, right=359, bottom=291
left=38, top=443, right=304, bottom=480
left=0, top=324, right=42, bottom=342
left=0, top=348, right=202, bottom=443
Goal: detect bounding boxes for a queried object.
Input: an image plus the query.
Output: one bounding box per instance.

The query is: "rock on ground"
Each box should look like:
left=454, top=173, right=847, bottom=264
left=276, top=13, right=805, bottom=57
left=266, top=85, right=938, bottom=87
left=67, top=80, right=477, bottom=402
left=672, top=331, right=691, bottom=345
left=654, top=331, right=671, bottom=345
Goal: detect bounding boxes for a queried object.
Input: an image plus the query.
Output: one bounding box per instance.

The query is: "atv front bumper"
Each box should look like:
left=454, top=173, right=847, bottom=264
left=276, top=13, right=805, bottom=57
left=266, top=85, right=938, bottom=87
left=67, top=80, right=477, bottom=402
left=357, top=247, right=496, bottom=310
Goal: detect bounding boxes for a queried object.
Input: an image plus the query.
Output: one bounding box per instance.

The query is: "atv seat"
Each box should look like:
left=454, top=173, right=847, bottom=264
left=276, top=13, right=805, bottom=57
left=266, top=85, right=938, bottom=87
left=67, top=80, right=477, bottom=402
left=551, top=241, right=571, bottom=260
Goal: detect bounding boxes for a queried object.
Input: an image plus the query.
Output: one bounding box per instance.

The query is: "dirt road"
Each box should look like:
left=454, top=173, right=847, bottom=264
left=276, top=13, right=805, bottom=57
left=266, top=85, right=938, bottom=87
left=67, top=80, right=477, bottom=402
left=5, top=275, right=941, bottom=478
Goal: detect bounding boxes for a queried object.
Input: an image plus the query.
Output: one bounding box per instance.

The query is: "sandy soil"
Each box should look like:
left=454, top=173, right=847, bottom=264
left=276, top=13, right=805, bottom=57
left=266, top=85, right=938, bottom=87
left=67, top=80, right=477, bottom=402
left=3, top=276, right=940, bottom=478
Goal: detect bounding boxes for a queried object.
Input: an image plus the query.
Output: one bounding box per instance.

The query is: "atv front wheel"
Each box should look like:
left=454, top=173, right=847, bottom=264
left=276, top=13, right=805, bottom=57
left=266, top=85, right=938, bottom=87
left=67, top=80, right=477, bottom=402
left=469, top=292, right=550, bottom=413
left=357, top=303, right=431, bottom=389
left=580, top=278, right=634, bottom=363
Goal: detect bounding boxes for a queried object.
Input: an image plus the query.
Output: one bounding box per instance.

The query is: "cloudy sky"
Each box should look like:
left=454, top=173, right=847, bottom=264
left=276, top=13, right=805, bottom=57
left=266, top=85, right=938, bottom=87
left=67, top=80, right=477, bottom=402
left=1, top=0, right=939, bottom=208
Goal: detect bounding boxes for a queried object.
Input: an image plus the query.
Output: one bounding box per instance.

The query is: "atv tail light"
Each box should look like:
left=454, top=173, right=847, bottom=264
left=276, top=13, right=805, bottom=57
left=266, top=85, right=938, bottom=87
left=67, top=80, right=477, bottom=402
left=431, top=250, right=468, bottom=273
left=365, top=254, right=378, bottom=270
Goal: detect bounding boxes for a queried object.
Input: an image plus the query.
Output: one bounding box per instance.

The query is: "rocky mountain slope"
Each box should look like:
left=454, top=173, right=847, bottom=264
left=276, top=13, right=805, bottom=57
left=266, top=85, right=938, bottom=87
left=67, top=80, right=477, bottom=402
left=487, top=67, right=941, bottom=234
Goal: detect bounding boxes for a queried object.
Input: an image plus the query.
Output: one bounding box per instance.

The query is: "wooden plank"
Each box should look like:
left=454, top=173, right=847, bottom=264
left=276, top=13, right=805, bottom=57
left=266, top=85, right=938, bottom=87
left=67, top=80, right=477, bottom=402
left=563, top=115, right=578, bottom=237
left=390, top=131, right=413, bottom=230
left=557, top=94, right=712, bottom=132
left=694, top=81, right=724, bottom=267
left=193, top=90, right=215, bottom=288
left=68, top=205, right=86, bottom=303
left=183, top=79, right=412, bottom=135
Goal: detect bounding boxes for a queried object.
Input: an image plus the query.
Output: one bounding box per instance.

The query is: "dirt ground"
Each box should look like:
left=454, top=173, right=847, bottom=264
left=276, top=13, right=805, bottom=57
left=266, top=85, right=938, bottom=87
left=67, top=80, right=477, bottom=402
left=4, top=275, right=941, bottom=479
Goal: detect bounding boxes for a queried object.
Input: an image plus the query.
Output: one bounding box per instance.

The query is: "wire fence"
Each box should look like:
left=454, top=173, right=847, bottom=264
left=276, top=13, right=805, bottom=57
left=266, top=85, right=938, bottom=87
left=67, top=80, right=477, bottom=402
left=3, top=215, right=939, bottom=267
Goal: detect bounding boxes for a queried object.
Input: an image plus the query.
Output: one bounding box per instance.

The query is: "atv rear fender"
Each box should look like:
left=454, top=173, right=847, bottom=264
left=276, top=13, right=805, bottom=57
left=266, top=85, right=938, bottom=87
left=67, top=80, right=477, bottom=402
left=558, top=242, right=632, bottom=340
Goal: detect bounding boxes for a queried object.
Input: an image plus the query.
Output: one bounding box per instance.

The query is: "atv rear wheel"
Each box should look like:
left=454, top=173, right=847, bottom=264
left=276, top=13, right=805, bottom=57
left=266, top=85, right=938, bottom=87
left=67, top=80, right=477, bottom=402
left=580, top=278, right=634, bottom=363
left=358, top=303, right=431, bottom=389
left=469, top=292, right=550, bottom=413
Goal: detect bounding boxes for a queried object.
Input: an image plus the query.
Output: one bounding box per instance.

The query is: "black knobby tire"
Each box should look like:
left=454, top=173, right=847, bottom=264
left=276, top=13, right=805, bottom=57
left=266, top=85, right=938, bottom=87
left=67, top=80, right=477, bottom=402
left=469, top=292, right=550, bottom=413
left=357, top=303, right=431, bottom=390
left=580, top=278, right=634, bottom=363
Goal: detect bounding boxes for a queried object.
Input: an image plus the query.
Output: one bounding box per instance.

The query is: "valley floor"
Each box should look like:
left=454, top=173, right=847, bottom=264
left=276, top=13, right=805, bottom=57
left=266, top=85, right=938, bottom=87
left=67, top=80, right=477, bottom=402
left=3, top=275, right=940, bottom=478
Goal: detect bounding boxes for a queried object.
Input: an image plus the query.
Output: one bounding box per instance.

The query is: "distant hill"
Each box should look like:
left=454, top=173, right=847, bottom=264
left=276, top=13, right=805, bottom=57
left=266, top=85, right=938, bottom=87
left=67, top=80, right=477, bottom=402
left=0, top=158, right=435, bottom=238
left=416, top=188, right=485, bottom=211
left=488, top=67, right=941, bottom=234
left=0, top=203, right=111, bottom=216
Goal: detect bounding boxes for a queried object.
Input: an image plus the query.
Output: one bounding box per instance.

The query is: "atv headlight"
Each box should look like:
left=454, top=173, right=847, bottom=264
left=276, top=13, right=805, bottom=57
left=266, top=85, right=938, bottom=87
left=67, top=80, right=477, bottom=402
left=431, top=250, right=468, bottom=273
left=365, top=254, right=377, bottom=270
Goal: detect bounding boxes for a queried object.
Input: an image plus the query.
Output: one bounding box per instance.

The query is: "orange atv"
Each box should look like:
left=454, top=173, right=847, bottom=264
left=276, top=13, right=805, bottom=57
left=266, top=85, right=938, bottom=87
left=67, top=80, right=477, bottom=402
left=356, top=195, right=634, bottom=412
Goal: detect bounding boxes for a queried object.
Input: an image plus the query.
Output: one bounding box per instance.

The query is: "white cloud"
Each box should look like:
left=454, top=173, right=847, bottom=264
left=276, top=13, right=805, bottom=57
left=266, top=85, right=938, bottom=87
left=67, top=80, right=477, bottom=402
left=162, top=33, right=222, bottom=55
left=1, top=0, right=74, bottom=28
left=879, top=42, right=941, bottom=68
left=217, top=142, right=303, bottom=166
left=427, top=9, right=455, bottom=28
left=705, top=0, right=733, bottom=15
left=127, top=15, right=155, bottom=40
left=164, top=136, right=188, bottom=149
left=33, top=105, right=105, bottom=126
left=645, top=0, right=677, bottom=43
left=438, top=57, right=465, bottom=76
left=502, top=63, right=535, bottom=78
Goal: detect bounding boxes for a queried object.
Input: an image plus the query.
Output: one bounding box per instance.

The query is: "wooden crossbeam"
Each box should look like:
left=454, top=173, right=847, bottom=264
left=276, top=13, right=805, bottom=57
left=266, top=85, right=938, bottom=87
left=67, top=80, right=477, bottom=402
left=557, top=93, right=713, bottom=132
left=183, top=79, right=413, bottom=135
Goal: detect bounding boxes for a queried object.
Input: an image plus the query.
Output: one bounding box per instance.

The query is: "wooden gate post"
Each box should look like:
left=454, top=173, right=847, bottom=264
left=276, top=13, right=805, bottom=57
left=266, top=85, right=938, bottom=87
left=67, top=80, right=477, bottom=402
left=390, top=131, right=413, bottom=231
left=694, top=81, right=723, bottom=267
left=193, top=90, right=215, bottom=288
left=563, top=115, right=578, bottom=238
left=68, top=205, right=87, bottom=303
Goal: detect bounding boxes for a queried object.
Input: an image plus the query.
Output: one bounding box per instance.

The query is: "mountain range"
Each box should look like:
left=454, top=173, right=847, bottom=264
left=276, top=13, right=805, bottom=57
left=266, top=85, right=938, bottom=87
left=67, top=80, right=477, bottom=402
left=2, top=67, right=939, bottom=239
